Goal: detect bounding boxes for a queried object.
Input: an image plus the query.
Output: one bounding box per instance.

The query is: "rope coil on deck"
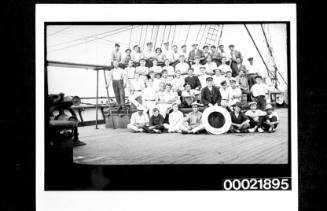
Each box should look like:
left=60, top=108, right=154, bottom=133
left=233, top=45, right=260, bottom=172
left=201, top=106, right=231, bottom=135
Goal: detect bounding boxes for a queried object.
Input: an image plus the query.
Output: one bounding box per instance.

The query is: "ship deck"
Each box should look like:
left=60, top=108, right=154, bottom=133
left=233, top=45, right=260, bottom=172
left=73, top=108, right=288, bottom=165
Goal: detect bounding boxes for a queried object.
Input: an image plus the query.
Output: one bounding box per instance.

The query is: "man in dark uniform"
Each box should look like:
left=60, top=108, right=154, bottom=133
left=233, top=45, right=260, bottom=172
left=200, top=76, right=222, bottom=107
left=184, top=68, right=202, bottom=91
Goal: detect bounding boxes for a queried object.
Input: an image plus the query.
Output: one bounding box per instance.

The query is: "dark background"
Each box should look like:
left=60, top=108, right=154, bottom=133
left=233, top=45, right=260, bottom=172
left=3, top=1, right=326, bottom=211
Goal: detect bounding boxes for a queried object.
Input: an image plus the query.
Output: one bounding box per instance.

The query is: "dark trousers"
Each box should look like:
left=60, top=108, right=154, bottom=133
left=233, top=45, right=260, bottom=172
left=262, top=116, right=279, bottom=131
left=112, top=80, right=125, bottom=107
left=143, top=125, right=164, bottom=133
left=230, top=61, right=239, bottom=77
left=253, top=95, right=266, bottom=110
left=249, top=116, right=264, bottom=128
left=247, top=73, right=258, bottom=89
left=212, top=58, right=222, bottom=67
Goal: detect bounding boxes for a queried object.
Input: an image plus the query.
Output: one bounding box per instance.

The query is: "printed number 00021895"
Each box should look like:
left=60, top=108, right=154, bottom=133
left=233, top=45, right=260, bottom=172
left=223, top=178, right=291, bottom=190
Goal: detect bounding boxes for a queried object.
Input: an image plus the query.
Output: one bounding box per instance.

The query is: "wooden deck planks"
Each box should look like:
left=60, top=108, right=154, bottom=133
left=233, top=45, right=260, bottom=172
left=74, top=108, right=289, bottom=164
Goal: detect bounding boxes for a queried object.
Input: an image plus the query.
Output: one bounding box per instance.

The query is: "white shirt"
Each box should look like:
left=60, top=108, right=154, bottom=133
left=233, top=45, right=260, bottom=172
left=181, top=51, right=188, bottom=61
left=230, top=87, right=242, bottom=99
left=199, top=74, right=209, bottom=88
left=246, top=63, right=260, bottom=74
left=218, top=64, right=232, bottom=74
left=204, top=62, right=218, bottom=75
left=212, top=75, right=225, bottom=87
left=168, top=110, right=184, bottom=126
left=111, top=67, right=124, bottom=80
left=136, top=66, right=149, bottom=76
left=143, top=50, right=156, bottom=59
left=124, top=67, right=136, bottom=79
left=142, top=87, right=156, bottom=101
left=192, top=64, right=204, bottom=76
left=220, top=87, right=232, bottom=100
left=131, top=52, right=143, bottom=62
left=181, top=89, right=196, bottom=97
left=153, top=79, right=162, bottom=91
left=130, top=79, right=145, bottom=91
left=251, top=83, right=268, bottom=97
left=163, top=49, right=174, bottom=62
left=175, top=62, right=190, bottom=74
left=172, top=77, right=185, bottom=91
left=163, top=66, right=175, bottom=76
left=245, top=109, right=266, bottom=122
left=150, top=65, right=162, bottom=74
left=173, top=51, right=180, bottom=61
left=130, top=112, right=149, bottom=125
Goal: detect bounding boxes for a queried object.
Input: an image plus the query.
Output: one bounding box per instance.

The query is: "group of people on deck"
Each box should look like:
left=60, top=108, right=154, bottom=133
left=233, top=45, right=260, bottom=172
left=106, top=41, right=279, bottom=134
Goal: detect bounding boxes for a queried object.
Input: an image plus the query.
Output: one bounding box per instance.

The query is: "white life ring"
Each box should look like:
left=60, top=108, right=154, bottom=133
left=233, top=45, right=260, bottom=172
left=202, top=106, right=232, bottom=135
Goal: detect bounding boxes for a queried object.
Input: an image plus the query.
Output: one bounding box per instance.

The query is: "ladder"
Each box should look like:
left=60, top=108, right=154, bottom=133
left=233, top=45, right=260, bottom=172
left=204, top=25, right=220, bottom=46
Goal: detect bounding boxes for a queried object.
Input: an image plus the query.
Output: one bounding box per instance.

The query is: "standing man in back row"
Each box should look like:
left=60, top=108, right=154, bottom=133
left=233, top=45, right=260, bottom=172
left=107, top=60, right=126, bottom=110
left=110, top=43, right=122, bottom=67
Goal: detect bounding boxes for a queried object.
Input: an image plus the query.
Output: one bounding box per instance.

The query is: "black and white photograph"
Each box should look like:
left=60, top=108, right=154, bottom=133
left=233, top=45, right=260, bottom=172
left=36, top=4, right=298, bottom=211
left=47, top=23, right=289, bottom=165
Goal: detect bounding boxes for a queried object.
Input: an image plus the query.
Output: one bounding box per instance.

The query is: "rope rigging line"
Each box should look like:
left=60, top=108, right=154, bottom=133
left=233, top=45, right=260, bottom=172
left=199, top=24, right=208, bottom=46
left=160, top=25, right=167, bottom=47
left=260, top=24, right=287, bottom=86
left=153, top=25, right=160, bottom=48
left=49, top=26, right=140, bottom=53
left=217, top=24, right=224, bottom=46
left=171, top=25, right=176, bottom=44
left=243, top=24, right=274, bottom=79
left=149, top=25, right=155, bottom=43
left=143, top=25, right=149, bottom=49
left=48, top=25, right=72, bottom=37
left=167, top=25, right=172, bottom=43
left=138, top=25, right=144, bottom=46
left=129, top=25, right=134, bottom=47
left=49, top=25, right=132, bottom=48
left=195, top=24, right=203, bottom=43
left=184, top=25, right=192, bottom=44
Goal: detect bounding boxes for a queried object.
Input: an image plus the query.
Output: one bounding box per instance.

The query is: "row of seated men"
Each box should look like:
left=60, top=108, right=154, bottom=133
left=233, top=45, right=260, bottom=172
left=127, top=101, right=279, bottom=134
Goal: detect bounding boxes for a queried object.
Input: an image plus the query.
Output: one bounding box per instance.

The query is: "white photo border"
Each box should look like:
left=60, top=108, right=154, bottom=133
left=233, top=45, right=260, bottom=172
left=36, top=4, right=297, bottom=211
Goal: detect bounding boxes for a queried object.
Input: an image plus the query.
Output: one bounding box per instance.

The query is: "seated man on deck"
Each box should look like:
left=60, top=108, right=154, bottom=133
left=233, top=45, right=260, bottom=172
left=143, top=42, right=156, bottom=67
left=136, top=58, right=149, bottom=82
left=155, top=83, right=180, bottom=118
left=163, top=103, right=184, bottom=133
left=229, top=78, right=243, bottom=106
left=181, top=83, right=197, bottom=108
left=229, top=102, right=251, bottom=133
left=180, top=102, right=205, bottom=134
left=127, top=105, right=149, bottom=132
left=245, top=102, right=266, bottom=133
left=143, top=108, right=165, bottom=134
left=262, top=104, right=279, bottom=133
left=149, top=58, right=162, bottom=75
left=200, top=76, right=222, bottom=107
left=191, top=56, right=204, bottom=76
left=219, top=80, right=232, bottom=108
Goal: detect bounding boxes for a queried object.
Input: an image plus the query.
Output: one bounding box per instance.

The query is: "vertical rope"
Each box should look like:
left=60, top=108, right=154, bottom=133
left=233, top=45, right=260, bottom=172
left=167, top=25, right=172, bottom=43
left=153, top=25, right=160, bottom=48
left=195, top=24, right=203, bottom=43
left=171, top=25, right=176, bottom=44
left=217, top=24, right=224, bottom=46
left=199, top=24, right=207, bottom=46
left=128, top=25, right=134, bottom=48
left=150, top=25, right=155, bottom=43
left=143, top=25, right=149, bottom=49
left=184, top=25, right=191, bottom=44
left=139, top=25, right=143, bottom=46
left=160, top=25, right=167, bottom=47
left=244, top=24, right=274, bottom=79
